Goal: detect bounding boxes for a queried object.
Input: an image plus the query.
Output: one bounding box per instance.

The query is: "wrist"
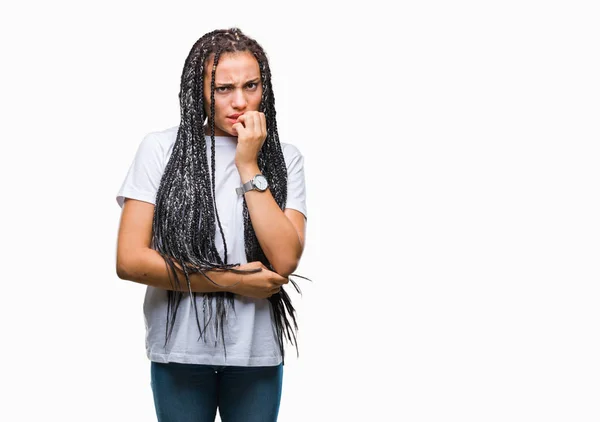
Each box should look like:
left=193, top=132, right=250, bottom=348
left=228, top=272, right=244, bottom=295
left=237, top=164, right=261, bottom=182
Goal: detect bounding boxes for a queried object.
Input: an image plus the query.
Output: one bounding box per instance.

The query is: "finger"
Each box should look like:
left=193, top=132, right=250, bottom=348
left=250, top=261, right=268, bottom=270
left=251, top=261, right=264, bottom=270
left=232, top=122, right=244, bottom=135
left=275, top=276, right=289, bottom=285
left=234, top=114, right=248, bottom=130
left=251, top=112, right=261, bottom=135
left=259, top=112, right=266, bottom=137
left=240, top=111, right=256, bottom=133
left=238, top=113, right=254, bottom=132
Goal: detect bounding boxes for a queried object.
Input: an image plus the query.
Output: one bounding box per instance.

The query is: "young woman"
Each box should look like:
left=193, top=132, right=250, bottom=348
left=115, top=28, right=307, bottom=422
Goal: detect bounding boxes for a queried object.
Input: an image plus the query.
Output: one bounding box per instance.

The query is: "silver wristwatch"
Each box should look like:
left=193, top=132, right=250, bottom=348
left=236, top=174, right=268, bottom=195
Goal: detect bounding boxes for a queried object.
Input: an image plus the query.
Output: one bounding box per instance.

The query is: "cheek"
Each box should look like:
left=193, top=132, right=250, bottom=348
left=204, top=96, right=225, bottom=117
left=213, top=98, right=227, bottom=116
left=251, top=92, right=263, bottom=109
left=202, top=93, right=211, bottom=116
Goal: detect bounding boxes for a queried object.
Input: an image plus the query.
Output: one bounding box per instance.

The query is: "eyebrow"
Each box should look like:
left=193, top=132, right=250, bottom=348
left=215, top=79, right=260, bottom=87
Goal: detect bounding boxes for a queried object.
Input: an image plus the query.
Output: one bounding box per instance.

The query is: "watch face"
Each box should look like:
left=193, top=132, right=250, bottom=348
left=254, top=175, right=268, bottom=191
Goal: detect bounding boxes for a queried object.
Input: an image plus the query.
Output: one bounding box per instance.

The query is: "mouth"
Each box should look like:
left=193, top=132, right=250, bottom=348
left=227, top=113, right=243, bottom=120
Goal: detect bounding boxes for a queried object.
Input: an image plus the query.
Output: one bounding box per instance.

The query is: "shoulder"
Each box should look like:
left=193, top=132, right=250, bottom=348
left=137, top=125, right=179, bottom=163
left=280, top=142, right=304, bottom=165
left=143, top=125, right=179, bottom=151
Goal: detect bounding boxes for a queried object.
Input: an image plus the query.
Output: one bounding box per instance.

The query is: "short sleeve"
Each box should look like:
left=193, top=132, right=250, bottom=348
left=282, top=143, right=307, bottom=219
left=116, top=133, right=165, bottom=208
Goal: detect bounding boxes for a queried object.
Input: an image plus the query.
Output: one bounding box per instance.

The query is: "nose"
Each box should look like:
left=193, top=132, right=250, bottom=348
left=231, top=88, right=247, bottom=109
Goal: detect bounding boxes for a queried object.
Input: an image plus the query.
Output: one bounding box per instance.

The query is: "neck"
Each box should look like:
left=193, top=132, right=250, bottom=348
left=203, top=124, right=235, bottom=137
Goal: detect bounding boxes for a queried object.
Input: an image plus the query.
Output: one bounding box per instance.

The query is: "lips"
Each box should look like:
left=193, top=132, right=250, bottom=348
left=227, top=113, right=243, bottom=119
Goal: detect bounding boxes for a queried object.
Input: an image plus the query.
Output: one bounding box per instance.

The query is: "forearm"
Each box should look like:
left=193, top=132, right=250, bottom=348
left=238, top=165, right=303, bottom=276
left=117, top=247, right=239, bottom=293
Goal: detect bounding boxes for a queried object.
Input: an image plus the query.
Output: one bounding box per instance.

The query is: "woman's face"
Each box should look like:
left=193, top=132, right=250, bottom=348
left=203, top=51, right=263, bottom=136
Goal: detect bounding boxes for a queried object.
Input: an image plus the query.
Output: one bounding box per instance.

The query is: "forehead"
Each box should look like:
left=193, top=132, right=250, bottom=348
left=204, top=51, right=260, bottom=82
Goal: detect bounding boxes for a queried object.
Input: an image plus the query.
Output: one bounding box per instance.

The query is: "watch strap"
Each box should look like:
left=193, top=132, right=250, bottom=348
left=235, top=180, right=255, bottom=195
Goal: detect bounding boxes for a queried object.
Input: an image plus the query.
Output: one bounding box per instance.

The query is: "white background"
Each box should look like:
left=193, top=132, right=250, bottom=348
left=1, top=1, right=599, bottom=421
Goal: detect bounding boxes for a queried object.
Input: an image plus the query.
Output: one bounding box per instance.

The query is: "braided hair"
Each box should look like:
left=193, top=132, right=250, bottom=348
left=151, top=28, right=300, bottom=363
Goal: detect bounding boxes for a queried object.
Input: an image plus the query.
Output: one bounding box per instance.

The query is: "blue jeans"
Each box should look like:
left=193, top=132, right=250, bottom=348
left=150, top=361, right=284, bottom=422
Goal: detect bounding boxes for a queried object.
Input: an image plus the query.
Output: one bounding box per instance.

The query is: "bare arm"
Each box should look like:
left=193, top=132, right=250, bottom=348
left=233, top=112, right=306, bottom=277
left=116, top=198, right=238, bottom=292
left=116, top=198, right=287, bottom=298
left=238, top=164, right=305, bottom=277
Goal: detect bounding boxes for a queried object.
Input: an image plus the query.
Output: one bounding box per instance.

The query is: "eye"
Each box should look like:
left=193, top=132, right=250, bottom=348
left=215, top=86, right=230, bottom=93
left=246, top=82, right=259, bottom=90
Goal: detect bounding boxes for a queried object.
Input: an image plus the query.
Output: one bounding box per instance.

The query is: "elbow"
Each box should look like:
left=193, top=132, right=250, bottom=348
left=270, top=244, right=303, bottom=278
left=116, top=256, right=135, bottom=281
left=273, top=259, right=300, bottom=278
left=116, top=262, right=130, bottom=281
left=117, top=248, right=154, bottom=281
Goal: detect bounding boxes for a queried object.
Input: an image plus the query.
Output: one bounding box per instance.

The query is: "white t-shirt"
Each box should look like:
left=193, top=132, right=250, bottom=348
left=116, top=125, right=307, bottom=366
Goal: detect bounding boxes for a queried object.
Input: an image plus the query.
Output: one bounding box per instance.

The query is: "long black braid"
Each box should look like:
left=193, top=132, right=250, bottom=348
left=151, top=28, right=302, bottom=363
